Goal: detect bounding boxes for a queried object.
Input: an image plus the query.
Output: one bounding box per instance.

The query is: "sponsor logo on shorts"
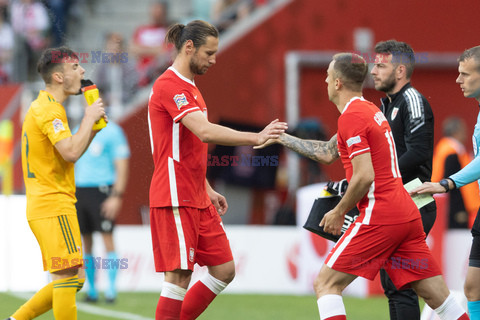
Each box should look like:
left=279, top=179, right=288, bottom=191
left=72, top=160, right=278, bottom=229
left=189, top=248, right=195, bottom=262
left=51, top=257, right=129, bottom=270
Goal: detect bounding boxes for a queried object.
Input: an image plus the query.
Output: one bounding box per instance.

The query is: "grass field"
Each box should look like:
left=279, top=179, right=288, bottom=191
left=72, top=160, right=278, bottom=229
left=0, top=292, right=397, bottom=319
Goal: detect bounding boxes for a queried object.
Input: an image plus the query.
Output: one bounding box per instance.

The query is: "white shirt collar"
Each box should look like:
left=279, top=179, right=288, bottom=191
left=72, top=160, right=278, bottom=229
left=169, top=66, right=195, bottom=86
left=342, top=96, right=365, bottom=114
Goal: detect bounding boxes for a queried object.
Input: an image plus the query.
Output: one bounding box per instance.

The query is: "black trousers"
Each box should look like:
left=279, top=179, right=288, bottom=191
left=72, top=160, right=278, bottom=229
left=380, top=201, right=437, bottom=320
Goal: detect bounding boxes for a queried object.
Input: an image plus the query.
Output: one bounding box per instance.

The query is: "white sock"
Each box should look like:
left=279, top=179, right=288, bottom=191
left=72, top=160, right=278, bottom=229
left=434, top=293, right=467, bottom=320
left=160, top=282, right=187, bottom=301
left=317, top=294, right=346, bottom=320
left=200, top=273, right=228, bottom=295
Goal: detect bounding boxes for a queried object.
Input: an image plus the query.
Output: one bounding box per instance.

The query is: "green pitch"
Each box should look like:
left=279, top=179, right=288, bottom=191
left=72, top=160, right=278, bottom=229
left=0, top=292, right=399, bottom=319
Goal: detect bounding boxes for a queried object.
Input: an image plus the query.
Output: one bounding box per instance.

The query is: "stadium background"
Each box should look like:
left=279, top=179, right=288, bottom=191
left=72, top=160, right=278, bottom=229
left=0, top=0, right=478, bottom=319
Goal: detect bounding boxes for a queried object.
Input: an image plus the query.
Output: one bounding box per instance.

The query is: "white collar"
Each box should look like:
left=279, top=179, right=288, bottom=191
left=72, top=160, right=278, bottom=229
left=342, top=96, right=365, bottom=114
left=169, top=66, right=195, bottom=86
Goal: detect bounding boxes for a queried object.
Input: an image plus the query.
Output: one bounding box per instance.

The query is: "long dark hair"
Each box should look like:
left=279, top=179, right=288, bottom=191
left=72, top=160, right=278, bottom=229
left=165, top=20, right=219, bottom=52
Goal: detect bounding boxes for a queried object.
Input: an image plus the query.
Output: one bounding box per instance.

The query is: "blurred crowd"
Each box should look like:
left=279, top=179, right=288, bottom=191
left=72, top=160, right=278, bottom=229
left=0, top=0, right=270, bottom=86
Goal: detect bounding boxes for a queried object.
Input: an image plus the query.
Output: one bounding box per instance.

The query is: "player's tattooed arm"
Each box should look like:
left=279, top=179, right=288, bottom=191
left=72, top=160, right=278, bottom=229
left=278, top=133, right=339, bottom=164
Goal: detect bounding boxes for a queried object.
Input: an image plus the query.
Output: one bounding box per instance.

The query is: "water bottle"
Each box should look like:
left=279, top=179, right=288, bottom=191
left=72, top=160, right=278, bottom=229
left=81, top=79, right=107, bottom=130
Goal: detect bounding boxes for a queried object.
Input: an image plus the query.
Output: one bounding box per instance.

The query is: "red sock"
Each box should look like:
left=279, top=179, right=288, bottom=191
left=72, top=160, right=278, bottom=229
left=180, top=281, right=217, bottom=320
left=325, top=316, right=347, bottom=320
left=156, top=296, right=183, bottom=320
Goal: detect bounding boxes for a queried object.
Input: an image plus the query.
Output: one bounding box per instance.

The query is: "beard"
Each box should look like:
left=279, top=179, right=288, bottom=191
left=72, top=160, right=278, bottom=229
left=189, top=55, right=209, bottom=75
left=374, top=71, right=396, bottom=93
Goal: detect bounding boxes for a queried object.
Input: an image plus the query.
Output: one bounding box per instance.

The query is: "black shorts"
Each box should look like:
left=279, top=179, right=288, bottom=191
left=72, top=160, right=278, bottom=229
left=76, top=186, right=115, bottom=234
left=470, top=208, right=480, bottom=267
left=471, top=207, right=480, bottom=237
left=420, top=200, right=437, bottom=236
left=469, top=236, right=480, bottom=267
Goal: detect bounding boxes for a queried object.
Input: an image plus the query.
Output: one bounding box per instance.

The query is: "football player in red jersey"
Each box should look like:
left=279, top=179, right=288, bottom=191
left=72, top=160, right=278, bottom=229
left=148, top=20, right=287, bottom=320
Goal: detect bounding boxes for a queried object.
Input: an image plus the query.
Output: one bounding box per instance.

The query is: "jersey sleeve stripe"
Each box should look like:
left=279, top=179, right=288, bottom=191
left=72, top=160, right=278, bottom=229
left=348, top=147, right=370, bottom=158
left=173, top=107, right=201, bottom=122
left=404, top=89, right=420, bottom=118
left=404, top=88, right=425, bottom=133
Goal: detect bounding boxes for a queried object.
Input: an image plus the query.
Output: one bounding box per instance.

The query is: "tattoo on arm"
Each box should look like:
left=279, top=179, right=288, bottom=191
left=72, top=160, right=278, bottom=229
left=279, top=133, right=339, bottom=164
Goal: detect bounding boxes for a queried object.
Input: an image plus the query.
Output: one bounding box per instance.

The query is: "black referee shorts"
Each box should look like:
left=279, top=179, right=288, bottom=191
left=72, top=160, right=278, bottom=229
left=76, top=186, right=115, bottom=234
left=420, top=200, right=437, bottom=236
left=469, top=208, right=480, bottom=267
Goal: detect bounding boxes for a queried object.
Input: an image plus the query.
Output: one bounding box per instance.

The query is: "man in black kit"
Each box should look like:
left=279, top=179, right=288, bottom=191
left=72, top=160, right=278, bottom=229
left=371, top=39, right=436, bottom=320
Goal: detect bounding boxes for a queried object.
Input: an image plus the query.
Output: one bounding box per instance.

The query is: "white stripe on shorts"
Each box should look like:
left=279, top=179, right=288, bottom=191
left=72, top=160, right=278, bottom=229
left=327, top=222, right=362, bottom=268
left=172, top=207, right=188, bottom=269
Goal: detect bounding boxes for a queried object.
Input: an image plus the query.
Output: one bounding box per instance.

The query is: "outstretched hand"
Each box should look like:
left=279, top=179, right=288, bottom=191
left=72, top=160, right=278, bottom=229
left=256, top=119, right=288, bottom=146
left=409, top=182, right=445, bottom=196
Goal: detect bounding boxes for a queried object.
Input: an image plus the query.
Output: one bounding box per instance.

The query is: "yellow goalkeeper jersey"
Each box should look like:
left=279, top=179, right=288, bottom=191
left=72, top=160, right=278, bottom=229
left=21, top=90, right=76, bottom=220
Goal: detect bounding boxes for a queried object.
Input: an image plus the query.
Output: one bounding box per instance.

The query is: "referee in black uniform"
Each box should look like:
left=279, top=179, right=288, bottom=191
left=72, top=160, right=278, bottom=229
left=371, top=40, right=436, bottom=320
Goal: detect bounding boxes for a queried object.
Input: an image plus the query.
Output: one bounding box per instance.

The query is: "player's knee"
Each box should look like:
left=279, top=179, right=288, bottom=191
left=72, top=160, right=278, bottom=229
left=52, top=266, right=79, bottom=278
left=464, top=280, right=480, bottom=301
left=220, top=268, right=235, bottom=284
left=210, top=261, right=235, bottom=284
left=313, top=273, right=332, bottom=297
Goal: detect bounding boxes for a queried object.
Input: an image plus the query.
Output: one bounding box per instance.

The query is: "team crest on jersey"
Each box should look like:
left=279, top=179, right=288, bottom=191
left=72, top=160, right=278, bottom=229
left=189, top=248, right=195, bottom=262
left=173, top=93, right=189, bottom=109
left=52, top=118, right=65, bottom=133
left=391, top=107, right=399, bottom=121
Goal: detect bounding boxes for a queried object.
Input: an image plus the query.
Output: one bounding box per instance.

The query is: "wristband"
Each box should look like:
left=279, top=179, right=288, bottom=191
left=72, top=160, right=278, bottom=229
left=439, top=179, right=451, bottom=192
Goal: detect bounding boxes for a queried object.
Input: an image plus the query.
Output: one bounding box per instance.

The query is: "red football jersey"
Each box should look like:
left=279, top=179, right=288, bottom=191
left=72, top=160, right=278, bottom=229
left=337, top=97, right=420, bottom=225
left=148, top=67, right=211, bottom=208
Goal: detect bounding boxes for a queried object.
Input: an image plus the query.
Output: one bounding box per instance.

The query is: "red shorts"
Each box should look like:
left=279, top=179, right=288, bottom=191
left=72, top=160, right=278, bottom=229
left=150, top=204, right=233, bottom=272
left=325, top=218, right=441, bottom=290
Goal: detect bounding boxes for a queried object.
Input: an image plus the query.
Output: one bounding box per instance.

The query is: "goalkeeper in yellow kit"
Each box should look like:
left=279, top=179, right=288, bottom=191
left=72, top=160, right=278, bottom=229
left=7, top=47, right=106, bottom=320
